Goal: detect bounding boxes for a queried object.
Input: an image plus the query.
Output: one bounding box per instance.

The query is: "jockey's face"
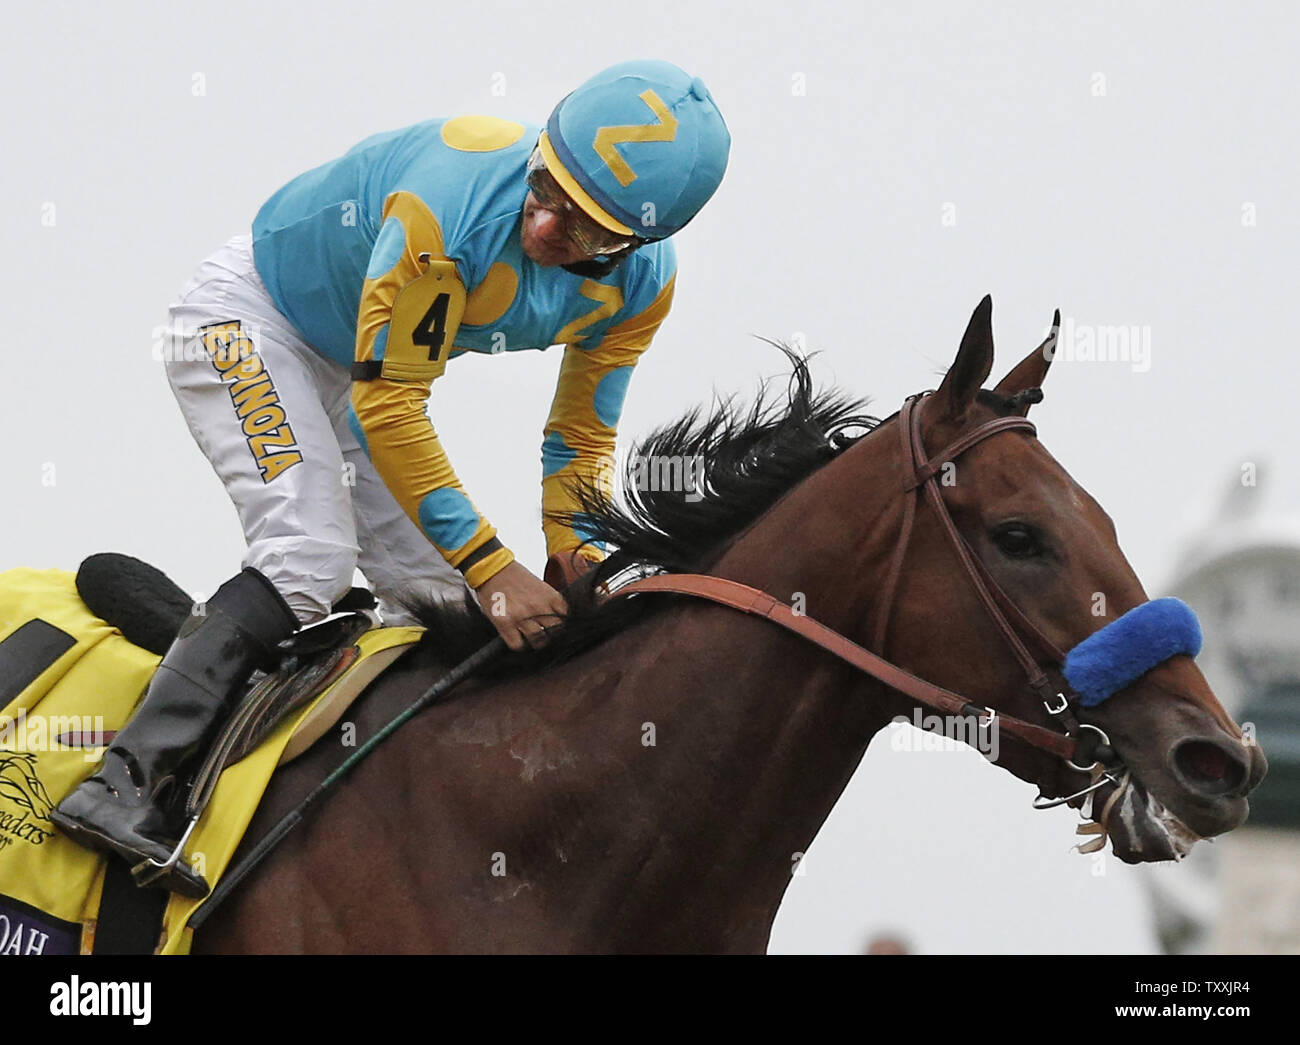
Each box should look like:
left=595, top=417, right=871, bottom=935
left=521, top=191, right=595, bottom=267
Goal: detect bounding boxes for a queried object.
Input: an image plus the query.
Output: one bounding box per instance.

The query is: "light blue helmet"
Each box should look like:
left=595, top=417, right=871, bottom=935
left=539, top=60, right=731, bottom=241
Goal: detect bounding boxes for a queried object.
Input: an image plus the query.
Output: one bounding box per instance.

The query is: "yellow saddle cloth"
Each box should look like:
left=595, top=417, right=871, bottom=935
left=0, top=567, right=421, bottom=955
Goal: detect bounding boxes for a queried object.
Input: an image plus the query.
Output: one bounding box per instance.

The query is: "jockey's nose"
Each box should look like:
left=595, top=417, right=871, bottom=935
left=531, top=205, right=568, bottom=244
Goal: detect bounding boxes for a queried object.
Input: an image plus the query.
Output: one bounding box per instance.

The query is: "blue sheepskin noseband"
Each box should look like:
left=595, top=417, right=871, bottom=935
left=1062, top=598, right=1203, bottom=708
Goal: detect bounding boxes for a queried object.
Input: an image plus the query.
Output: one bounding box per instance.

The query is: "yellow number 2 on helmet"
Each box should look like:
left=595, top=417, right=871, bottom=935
left=592, top=89, right=679, bottom=188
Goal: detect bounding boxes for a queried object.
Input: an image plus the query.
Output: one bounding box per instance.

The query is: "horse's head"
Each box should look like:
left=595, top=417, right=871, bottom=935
left=863, top=296, right=1265, bottom=864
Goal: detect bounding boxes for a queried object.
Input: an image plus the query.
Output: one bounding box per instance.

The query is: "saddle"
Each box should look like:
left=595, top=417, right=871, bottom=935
left=0, top=554, right=423, bottom=954
left=74, top=553, right=402, bottom=778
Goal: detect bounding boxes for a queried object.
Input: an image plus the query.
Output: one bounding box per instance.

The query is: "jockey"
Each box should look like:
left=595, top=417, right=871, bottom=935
left=52, top=60, right=730, bottom=896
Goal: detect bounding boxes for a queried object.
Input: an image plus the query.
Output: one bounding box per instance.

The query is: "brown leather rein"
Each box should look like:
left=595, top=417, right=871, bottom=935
left=613, top=391, right=1120, bottom=787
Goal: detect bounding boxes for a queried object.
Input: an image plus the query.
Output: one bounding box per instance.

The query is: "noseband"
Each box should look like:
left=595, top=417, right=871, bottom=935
left=617, top=390, right=1127, bottom=814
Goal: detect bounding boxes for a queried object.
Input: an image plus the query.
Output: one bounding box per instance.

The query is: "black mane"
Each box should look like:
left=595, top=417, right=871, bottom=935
left=404, top=347, right=879, bottom=677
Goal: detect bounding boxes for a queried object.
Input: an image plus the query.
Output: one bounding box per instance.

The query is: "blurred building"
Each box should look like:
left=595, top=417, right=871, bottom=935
left=1142, top=471, right=1300, bottom=954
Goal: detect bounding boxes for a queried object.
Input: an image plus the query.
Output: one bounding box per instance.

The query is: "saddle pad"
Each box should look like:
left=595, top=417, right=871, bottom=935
left=0, top=567, right=421, bottom=955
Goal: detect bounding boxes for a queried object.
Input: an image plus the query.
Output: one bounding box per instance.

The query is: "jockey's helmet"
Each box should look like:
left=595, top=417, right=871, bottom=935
left=538, top=59, right=731, bottom=243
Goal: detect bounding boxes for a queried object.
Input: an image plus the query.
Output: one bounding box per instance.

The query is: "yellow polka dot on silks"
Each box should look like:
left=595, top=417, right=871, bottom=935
left=464, top=262, right=519, bottom=327
left=440, top=115, right=526, bottom=152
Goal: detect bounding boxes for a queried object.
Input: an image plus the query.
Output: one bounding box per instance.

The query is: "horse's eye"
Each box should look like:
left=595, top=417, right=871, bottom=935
left=993, top=524, right=1042, bottom=559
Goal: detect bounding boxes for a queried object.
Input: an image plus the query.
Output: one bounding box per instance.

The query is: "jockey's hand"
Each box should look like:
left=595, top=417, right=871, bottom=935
left=473, top=560, right=568, bottom=651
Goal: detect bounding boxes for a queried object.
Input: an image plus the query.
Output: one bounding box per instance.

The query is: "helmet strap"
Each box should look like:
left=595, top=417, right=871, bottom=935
left=561, top=243, right=644, bottom=279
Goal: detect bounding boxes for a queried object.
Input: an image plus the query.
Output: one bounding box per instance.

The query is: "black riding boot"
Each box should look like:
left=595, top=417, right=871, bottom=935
left=51, top=567, right=297, bottom=898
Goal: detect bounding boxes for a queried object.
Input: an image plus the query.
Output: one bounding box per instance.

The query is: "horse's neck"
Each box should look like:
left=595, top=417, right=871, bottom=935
left=518, top=444, right=904, bottom=950
left=596, top=606, right=888, bottom=951
left=646, top=446, right=903, bottom=945
left=357, top=440, right=904, bottom=953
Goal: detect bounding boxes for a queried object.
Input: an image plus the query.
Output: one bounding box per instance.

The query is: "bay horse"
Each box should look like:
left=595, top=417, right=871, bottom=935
left=192, top=296, right=1266, bottom=953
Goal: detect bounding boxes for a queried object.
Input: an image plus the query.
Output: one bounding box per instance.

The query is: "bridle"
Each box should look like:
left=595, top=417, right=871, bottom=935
left=615, top=389, right=1128, bottom=815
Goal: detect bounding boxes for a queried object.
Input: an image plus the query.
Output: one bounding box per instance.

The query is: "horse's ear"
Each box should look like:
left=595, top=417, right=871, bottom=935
left=992, top=309, right=1060, bottom=416
left=934, top=295, right=995, bottom=421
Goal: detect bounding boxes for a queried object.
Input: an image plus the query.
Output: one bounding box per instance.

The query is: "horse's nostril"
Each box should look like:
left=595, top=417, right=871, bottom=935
left=1172, top=739, right=1248, bottom=797
left=1187, top=743, right=1227, bottom=780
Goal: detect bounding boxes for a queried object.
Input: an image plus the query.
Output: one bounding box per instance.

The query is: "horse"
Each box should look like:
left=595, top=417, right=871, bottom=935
left=187, top=296, right=1265, bottom=953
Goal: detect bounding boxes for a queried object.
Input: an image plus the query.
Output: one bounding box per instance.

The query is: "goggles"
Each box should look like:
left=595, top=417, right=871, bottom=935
left=525, top=149, right=644, bottom=256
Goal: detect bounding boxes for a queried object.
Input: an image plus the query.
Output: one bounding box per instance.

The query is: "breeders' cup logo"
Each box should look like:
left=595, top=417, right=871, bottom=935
left=0, top=753, right=55, bottom=849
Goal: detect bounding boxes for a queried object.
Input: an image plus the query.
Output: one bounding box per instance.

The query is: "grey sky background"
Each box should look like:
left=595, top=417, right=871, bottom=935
left=2, top=1, right=1296, bottom=952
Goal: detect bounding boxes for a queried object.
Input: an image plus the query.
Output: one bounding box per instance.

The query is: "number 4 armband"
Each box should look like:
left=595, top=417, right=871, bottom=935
left=353, top=256, right=467, bottom=383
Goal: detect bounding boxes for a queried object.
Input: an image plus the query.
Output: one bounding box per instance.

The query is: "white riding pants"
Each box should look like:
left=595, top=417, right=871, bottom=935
left=162, top=234, right=467, bottom=625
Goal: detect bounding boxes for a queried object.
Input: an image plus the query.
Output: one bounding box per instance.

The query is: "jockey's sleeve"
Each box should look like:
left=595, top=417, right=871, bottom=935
left=541, top=275, right=677, bottom=561
left=349, top=190, right=515, bottom=589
